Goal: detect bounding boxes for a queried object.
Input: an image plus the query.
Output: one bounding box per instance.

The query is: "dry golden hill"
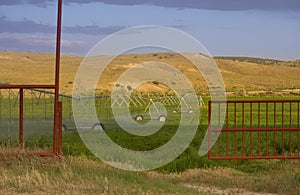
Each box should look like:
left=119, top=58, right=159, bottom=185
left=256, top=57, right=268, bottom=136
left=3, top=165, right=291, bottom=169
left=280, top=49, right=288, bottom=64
left=0, top=51, right=299, bottom=95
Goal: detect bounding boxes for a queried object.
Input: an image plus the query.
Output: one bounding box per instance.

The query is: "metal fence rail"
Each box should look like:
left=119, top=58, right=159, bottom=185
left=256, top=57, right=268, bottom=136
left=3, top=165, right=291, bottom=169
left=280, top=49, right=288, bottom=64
left=208, top=100, right=300, bottom=159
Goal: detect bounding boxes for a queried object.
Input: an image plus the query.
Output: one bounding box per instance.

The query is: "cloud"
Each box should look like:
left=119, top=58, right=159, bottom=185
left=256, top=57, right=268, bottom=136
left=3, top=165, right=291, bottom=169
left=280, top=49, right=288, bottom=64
left=0, top=16, right=125, bottom=35
left=0, top=33, right=89, bottom=54
left=0, top=33, right=56, bottom=52
left=63, top=25, right=125, bottom=35
left=94, top=0, right=300, bottom=11
left=0, top=16, right=55, bottom=34
left=79, top=0, right=300, bottom=11
left=74, top=0, right=300, bottom=11
left=0, top=0, right=55, bottom=7
left=1, top=0, right=300, bottom=11
left=0, top=16, right=125, bottom=54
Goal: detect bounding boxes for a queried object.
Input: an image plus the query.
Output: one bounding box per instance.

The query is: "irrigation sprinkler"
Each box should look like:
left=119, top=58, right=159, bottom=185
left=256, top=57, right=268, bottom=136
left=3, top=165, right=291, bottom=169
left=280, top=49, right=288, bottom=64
left=135, top=98, right=167, bottom=122
left=171, top=96, right=204, bottom=114
left=71, top=96, right=106, bottom=131
left=172, top=97, right=194, bottom=114
left=159, top=96, right=180, bottom=105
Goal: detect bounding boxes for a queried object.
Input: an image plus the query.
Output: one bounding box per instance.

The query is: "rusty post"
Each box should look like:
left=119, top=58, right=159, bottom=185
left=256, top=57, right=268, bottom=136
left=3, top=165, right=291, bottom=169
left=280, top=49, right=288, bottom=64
left=53, top=0, right=62, bottom=155
left=274, top=102, right=276, bottom=155
left=208, top=101, right=212, bottom=158
left=282, top=102, right=284, bottom=155
left=234, top=102, right=237, bottom=156
left=19, top=88, right=24, bottom=152
left=57, top=101, right=63, bottom=156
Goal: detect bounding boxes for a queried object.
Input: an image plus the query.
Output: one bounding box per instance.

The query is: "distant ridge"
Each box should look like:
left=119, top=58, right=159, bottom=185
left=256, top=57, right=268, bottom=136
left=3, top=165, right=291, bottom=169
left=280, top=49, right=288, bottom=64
left=214, top=56, right=285, bottom=65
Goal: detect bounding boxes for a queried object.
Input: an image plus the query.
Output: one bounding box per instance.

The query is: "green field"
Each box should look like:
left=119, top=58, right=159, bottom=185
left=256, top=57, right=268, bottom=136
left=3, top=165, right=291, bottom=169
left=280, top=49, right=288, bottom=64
left=1, top=95, right=299, bottom=166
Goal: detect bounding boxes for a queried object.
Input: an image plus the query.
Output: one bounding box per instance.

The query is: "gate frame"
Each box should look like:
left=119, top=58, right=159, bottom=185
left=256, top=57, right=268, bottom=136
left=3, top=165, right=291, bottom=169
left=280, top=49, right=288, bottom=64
left=208, top=99, right=300, bottom=160
left=0, top=0, right=63, bottom=157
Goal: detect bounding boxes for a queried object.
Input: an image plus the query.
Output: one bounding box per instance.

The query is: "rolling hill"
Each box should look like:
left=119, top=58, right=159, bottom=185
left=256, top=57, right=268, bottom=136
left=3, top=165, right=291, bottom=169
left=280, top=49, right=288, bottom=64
left=0, top=51, right=299, bottom=96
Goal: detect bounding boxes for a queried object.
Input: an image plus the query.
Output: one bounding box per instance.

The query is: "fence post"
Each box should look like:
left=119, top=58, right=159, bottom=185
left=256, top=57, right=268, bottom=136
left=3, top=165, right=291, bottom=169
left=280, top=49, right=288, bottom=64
left=57, top=101, right=63, bottom=156
left=53, top=0, right=63, bottom=156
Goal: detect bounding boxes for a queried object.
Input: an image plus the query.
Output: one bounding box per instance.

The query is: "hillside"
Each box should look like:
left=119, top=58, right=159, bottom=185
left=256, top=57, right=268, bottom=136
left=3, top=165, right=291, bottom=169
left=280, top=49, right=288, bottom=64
left=214, top=56, right=300, bottom=67
left=0, top=51, right=300, bottom=96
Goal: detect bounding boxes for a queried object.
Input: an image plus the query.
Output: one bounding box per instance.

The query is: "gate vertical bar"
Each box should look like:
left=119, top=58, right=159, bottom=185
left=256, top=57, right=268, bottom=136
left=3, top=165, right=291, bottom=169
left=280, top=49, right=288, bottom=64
left=217, top=103, right=220, bottom=156
left=226, top=103, right=228, bottom=128
left=53, top=0, right=62, bottom=155
left=250, top=102, right=253, bottom=156
left=258, top=102, right=260, bottom=156
left=19, top=88, right=24, bottom=151
left=297, top=102, right=300, bottom=128
left=208, top=101, right=212, bottom=157
left=242, top=102, right=244, bottom=128
left=289, top=102, right=292, bottom=155
left=234, top=102, right=236, bottom=128
left=242, top=102, right=245, bottom=156
left=298, top=102, right=300, bottom=156
left=282, top=102, right=284, bottom=155
left=266, top=103, right=268, bottom=156
left=274, top=102, right=276, bottom=155
left=0, top=90, right=2, bottom=118
left=234, top=102, right=236, bottom=156
left=226, top=103, right=228, bottom=156
left=57, top=101, right=63, bottom=156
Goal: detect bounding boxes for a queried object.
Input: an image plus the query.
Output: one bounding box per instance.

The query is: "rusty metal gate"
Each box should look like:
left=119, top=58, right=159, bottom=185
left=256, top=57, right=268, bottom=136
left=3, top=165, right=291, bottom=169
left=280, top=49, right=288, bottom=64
left=0, top=0, right=63, bottom=157
left=0, top=86, right=63, bottom=156
left=208, top=100, right=300, bottom=159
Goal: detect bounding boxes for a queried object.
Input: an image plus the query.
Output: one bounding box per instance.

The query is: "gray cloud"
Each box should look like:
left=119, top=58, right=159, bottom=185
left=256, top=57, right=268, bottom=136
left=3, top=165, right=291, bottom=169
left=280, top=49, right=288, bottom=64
left=0, top=33, right=56, bottom=53
left=1, top=0, right=300, bottom=11
left=0, top=33, right=90, bottom=54
left=0, top=0, right=54, bottom=7
left=64, top=25, right=125, bottom=35
left=0, top=16, right=125, bottom=35
left=0, top=16, right=55, bottom=34
left=84, top=0, right=300, bottom=11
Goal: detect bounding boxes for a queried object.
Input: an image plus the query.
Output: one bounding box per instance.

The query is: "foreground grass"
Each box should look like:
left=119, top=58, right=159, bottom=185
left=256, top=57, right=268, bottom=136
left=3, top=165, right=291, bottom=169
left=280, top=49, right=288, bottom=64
left=168, top=160, right=300, bottom=194
left=0, top=155, right=196, bottom=194
left=0, top=154, right=299, bottom=194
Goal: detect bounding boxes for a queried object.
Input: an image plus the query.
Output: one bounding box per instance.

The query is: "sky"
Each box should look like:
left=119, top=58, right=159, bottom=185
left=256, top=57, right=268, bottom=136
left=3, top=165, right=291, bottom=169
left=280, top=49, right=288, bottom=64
left=0, top=0, right=299, bottom=60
